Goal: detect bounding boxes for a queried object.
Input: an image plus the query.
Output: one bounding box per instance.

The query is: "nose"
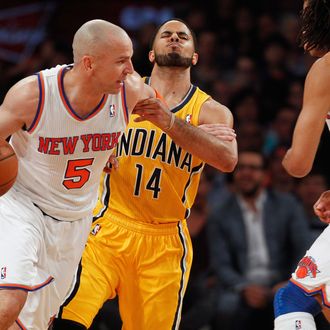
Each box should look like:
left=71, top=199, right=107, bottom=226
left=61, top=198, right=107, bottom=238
left=125, top=59, right=134, bottom=74
left=170, top=33, right=179, bottom=42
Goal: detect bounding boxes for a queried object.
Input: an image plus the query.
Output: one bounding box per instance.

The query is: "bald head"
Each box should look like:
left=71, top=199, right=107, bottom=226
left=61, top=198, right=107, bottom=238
left=72, top=19, right=130, bottom=63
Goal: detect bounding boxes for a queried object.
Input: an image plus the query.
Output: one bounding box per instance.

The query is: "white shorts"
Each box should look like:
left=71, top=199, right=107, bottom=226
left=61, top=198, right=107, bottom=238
left=291, top=224, right=330, bottom=306
left=0, top=187, right=92, bottom=329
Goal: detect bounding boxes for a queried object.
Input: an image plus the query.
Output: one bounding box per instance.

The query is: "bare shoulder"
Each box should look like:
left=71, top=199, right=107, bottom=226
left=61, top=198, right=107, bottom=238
left=4, top=75, right=39, bottom=110
left=123, top=71, right=155, bottom=112
left=308, top=54, right=330, bottom=80
left=199, top=98, right=233, bottom=126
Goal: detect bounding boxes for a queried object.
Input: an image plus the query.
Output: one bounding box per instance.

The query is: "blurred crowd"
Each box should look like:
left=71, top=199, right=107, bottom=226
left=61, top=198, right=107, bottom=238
left=1, top=0, right=329, bottom=329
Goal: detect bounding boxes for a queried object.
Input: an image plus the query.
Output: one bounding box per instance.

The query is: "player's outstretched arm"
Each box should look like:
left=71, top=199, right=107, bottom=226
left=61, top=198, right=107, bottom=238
left=282, top=55, right=330, bottom=177
left=133, top=97, right=237, bottom=172
left=0, top=76, right=39, bottom=139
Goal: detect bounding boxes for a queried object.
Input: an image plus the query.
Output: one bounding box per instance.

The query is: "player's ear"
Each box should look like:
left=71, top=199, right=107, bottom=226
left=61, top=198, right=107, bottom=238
left=82, top=55, right=93, bottom=71
left=192, top=52, right=198, bottom=66
left=149, top=50, right=155, bottom=63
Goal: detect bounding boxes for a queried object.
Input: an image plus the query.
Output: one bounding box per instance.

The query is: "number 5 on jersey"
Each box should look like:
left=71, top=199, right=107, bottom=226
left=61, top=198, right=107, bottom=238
left=63, top=158, right=94, bottom=189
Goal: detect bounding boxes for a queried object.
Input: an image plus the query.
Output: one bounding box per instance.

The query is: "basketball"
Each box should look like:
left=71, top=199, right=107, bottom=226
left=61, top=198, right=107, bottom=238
left=0, top=138, right=18, bottom=196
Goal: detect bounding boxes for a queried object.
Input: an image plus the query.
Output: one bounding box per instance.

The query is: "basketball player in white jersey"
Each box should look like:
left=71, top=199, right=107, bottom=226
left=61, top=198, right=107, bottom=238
left=274, top=0, right=330, bottom=329
left=0, top=19, right=176, bottom=330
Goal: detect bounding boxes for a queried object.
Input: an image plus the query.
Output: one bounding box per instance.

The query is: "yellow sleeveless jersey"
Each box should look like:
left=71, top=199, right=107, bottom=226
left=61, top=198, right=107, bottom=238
left=94, top=78, right=210, bottom=224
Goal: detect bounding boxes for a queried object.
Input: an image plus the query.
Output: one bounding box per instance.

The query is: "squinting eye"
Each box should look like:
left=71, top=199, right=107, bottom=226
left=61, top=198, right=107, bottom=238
left=178, top=33, right=189, bottom=40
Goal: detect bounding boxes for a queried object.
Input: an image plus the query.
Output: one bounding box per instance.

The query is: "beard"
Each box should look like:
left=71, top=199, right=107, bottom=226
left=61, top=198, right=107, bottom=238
left=239, top=184, right=260, bottom=198
left=154, top=52, right=193, bottom=68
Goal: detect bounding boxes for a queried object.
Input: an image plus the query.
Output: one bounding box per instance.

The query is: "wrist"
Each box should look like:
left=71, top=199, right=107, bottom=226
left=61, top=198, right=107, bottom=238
left=164, top=113, right=175, bottom=131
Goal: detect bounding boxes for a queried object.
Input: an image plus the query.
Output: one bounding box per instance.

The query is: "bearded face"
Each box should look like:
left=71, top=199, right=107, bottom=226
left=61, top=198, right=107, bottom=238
left=154, top=51, right=193, bottom=68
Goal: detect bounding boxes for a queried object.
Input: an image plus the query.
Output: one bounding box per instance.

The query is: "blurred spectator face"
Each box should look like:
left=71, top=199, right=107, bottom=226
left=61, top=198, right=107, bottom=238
left=233, top=56, right=258, bottom=90
left=235, top=7, right=254, bottom=34
left=272, top=106, right=297, bottom=143
left=258, top=13, right=277, bottom=41
left=236, top=121, right=264, bottom=152
left=185, top=9, right=207, bottom=33
left=197, top=31, right=217, bottom=64
left=264, top=41, right=287, bottom=66
left=234, top=152, right=265, bottom=197
left=280, top=14, right=299, bottom=47
left=287, top=80, right=304, bottom=110
left=211, top=78, right=233, bottom=106
left=234, top=94, right=259, bottom=123
left=297, top=174, right=328, bottom=209
left=268, top=146, right=296, bottom=193
left=150, top=20, right=197, bottom=68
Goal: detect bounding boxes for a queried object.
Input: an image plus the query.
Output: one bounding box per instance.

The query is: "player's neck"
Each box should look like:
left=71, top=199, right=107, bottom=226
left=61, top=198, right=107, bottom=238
left=63, top=68, right=105, bottom=118
left=150, top=66, right=192, bottom=104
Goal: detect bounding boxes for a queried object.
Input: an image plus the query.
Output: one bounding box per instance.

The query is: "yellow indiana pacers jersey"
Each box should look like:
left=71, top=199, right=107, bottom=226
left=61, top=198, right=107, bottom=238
left=94, top=78, right=210, bottom=224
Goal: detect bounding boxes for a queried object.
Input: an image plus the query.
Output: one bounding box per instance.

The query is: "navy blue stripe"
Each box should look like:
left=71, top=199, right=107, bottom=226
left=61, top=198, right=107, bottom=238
left=144, top=76, right=151, bottom=85
left=0, top=277, right=54, bottom=292
left=27, top=73, right=42, bottom=132
left=171, top=85, right=197, bottom=113
left=181, top=162, right=204, bottom=204
left=60, top=66, right=105, bottom=120
left=171, top=223, right=187, bottom=330
left=15, top=320, right=25, bottom=330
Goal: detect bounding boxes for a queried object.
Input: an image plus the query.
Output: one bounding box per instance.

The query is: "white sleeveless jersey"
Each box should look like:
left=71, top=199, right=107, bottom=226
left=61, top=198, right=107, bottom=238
left=326, top=112, right=330, bottom=131
left=10, top=64, right=129, bottom=221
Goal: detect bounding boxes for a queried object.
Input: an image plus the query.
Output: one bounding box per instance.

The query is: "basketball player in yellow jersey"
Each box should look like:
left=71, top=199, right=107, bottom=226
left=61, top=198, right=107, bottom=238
left=54, top=19, right=237, bottom=330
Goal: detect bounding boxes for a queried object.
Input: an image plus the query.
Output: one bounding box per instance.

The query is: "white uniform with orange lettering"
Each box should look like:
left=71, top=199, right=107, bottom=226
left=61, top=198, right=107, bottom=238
left=0, top=64, right=128, bottom=330
left=290, top=114, right=330, bottom=304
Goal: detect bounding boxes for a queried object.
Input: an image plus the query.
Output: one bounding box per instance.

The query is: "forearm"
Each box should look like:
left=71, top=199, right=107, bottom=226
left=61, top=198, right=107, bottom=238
left=166, top=117, right=237, bottom=172
left=282, top=148, right=314, bottom=178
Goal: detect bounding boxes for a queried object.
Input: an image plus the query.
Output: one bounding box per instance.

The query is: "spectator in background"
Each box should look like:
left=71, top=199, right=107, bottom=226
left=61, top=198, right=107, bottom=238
left=236, top=121, right=264, bottom=152
left=296, top=172, right=329, bottom=241
left=267, top=146, right=297, bottom=194
left=207, top=150, right=311, bottom=330
left=259, top=35, right=293, bottom=123
left=263, top=106, right=298, bottom=157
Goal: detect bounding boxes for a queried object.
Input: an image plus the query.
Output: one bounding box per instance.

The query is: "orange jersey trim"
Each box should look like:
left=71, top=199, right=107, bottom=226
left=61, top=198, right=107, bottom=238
left=0, top=276, right=54, bottom=292
left=57, top=66, right=107, bottom=121
left=16, top=318, right=27, bottom=330
left=290, top=278, right=330, bottom=307
left=27, top=72, right=45, bottom=133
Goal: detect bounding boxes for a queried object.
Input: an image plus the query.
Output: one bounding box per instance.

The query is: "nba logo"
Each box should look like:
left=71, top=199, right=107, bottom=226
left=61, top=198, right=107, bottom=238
left=295, top=320, right=302, bottom=329
left=91, top=224, right=101, bottom=236
left=185, top=114, right=192, bottom=123
left=109, top=104, right=116, bottom=117
left=1, top=267, right=6, bottom=279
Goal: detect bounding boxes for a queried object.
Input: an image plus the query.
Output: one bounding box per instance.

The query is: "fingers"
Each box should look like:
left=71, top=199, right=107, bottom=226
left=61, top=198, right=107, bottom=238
left=103, top=154, right=119, bottom=173
left=198, top=123, right=236, bottom=140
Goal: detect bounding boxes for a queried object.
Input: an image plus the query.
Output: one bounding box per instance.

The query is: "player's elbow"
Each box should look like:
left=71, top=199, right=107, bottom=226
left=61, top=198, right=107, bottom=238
left=282, top=159, right=311, bottom=178
left=218, top=153, right=238, bottom=173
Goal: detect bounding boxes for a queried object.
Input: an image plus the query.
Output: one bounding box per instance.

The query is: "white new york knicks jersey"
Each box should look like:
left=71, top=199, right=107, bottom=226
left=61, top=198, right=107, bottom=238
left=10, top=64, right=129, bottom=221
